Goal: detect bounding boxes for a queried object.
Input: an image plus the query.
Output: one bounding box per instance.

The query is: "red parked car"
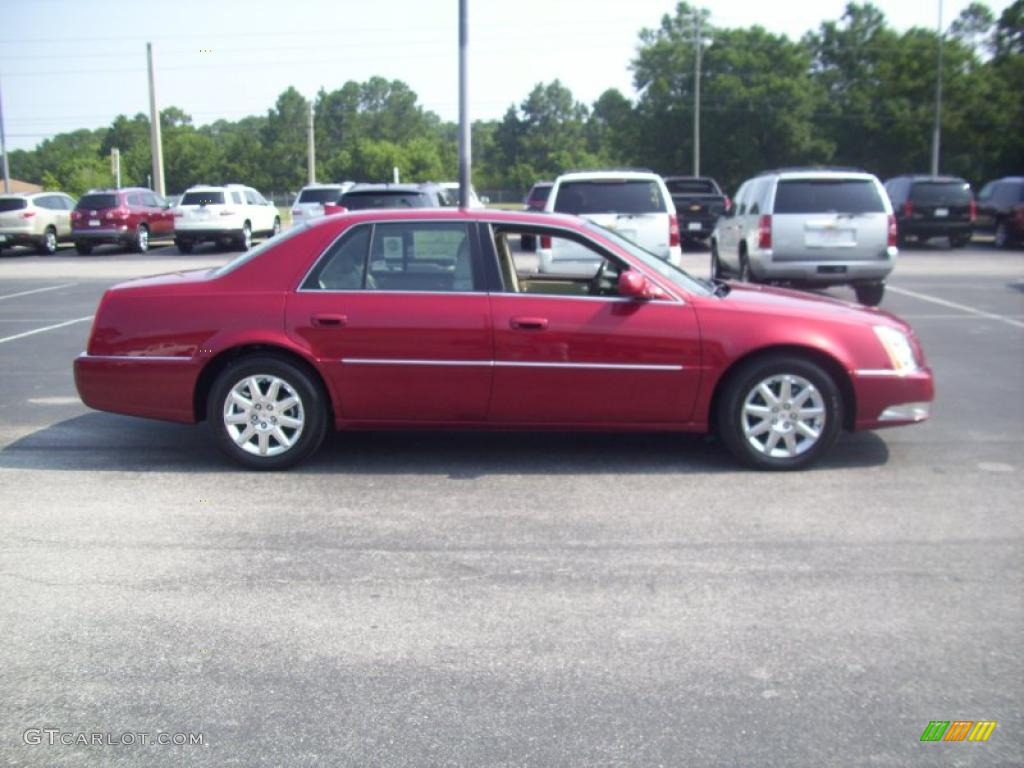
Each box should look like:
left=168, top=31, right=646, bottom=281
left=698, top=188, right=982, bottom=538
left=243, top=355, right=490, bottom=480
left=74, top=209, right=934, bottom=470
left=71, top=187, right=174, bottom=254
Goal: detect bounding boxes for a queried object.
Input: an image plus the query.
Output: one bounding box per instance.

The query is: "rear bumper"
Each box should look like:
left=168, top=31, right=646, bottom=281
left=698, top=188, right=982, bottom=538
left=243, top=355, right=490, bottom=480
left=749, top=248, right=896, bottom=285
left=74, top=352, right=199, bottom=424
left=73, top=227, right=130, bottom=243
left=900, top=220, right=972, bottom=238
left=678, top=217, right=718, bottom=238
left=173, top=226, right=241, bottom=242
left=851, top=368, right=934, bottom=430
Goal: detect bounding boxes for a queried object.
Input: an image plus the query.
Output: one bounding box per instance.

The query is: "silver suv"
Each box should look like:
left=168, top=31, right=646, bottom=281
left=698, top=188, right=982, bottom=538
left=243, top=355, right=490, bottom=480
left=0, top=191, right=77, bottom=254
left=711, top=169, right=897, bottom=306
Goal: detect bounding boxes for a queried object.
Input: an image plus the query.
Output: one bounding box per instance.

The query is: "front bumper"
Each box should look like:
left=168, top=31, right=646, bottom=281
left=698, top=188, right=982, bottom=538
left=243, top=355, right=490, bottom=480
left=851, top=368, right=934, bottom=430
left=74, top=352, right=199, bottom=424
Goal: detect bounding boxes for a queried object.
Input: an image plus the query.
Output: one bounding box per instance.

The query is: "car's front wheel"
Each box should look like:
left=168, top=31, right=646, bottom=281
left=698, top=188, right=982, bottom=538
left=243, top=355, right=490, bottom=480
left=208, top=356, right=328, bottom=470
left=717, top=356, right=842, bottom=470
left=994, top=221, right=1009, bottom=249
left=271, top=217, right=281, bottom=237
left=37, top=226, right=58, bottom=255
left=710, top=241, right=727, bottom=280
left=237, top=221, right=252, bottom=251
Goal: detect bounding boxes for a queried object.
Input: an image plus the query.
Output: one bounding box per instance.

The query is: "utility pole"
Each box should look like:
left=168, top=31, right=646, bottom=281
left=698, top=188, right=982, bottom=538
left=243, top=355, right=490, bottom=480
left=458, top=0, right=471, bottom=209
left=111, top=148, right=121, bottom=189
left=146, top=43, right=165, bottom=197
left=0, top=74, right=10, bottom=193
left=930, top=0, right=943, bottom=175
left=693, top=13, right=703, bottom=177
left=307, top=101, right=315, bottom=184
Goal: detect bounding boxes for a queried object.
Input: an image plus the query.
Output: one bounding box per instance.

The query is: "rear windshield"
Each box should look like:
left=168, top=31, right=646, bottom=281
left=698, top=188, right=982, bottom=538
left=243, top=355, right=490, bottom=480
left=76, top=193, right=119, bottom=210
left=298, top=188, right=343, bottom=204
left=0, top=198, right=28, bottom=212
left=554, top=180, right=665, bottom=215
left=181, top=191, right=225, bottom=206
left=528, top=185, right=552, bottom=203
left=666, top=179, right=717, bottom=195
left=909, top=182, right=971, bottom=205
left=340, top=191, right=430, bottom=209
left=773, top=180, right=885, bottom=214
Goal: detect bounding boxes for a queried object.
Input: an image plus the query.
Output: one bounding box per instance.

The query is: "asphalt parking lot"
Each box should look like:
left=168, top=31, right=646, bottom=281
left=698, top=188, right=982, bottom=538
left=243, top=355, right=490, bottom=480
left=1, top=237, right=1021, bottom=766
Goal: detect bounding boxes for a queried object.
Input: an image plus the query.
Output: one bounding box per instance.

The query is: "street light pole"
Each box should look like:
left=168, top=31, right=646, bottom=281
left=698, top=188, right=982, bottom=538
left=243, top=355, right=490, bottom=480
left=146, top=43, right=165, bottom=197
left=458, top=0, right=471, bottom=209
left=0, top=74, right=10, bottom=193
left=693, top=12, right=702, bottom=177
left=930, top=0, right=943, bottom=176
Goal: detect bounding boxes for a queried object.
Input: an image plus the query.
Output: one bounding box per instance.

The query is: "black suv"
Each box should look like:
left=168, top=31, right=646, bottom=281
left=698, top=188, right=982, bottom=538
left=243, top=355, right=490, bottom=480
left=975, top=176, right=1024, bottom=249
left=884, top=175, right=974, bottom=248
left=338, top=183, right=449, bottom=210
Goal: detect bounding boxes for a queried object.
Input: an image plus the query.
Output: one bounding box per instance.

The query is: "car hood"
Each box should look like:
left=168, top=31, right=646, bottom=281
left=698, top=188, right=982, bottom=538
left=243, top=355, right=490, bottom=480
left=714, top=281, right=911, bottom=331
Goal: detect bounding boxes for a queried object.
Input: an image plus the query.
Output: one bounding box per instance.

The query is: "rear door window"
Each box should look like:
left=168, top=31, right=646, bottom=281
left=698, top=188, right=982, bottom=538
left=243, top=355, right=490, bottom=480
left=554, top=180, right=665, bottom=215
left=773, top=180, right=885, bottom=214
left=0, top=198, right=28, bottom=211
left=340, top=192, right=430, bottom=210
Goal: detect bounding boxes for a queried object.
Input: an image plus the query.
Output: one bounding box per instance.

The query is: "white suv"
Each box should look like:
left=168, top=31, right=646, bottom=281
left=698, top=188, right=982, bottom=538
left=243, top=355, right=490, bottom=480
left=290, top=182, right=354, bottom=223
left=173, top=184, right=280, bottom=252
left=711, top=169, right=897, bottom=306
left=540, top=170, right=681, bottom=275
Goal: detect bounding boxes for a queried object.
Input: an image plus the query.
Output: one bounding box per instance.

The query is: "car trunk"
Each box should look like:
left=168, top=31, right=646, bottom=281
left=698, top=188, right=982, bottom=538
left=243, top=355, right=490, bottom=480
left=907, top=182, right=973, bottom=223
left=553, top=180, right=670, bottom=258
left=770, top=179, right=889, bottom=262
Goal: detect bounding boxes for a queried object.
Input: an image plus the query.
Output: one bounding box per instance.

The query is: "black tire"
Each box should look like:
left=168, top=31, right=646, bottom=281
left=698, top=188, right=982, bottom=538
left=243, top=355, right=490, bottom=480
left=717, top=355, right=843, bottom=471
left=854, top=282, right=885, bottom=307
left=175, top=238, right=193, bottom=254
left=37, top=226, right=58, bottom=255
left=208, top=355, right=328, bottom=470
left=994, top=221, right=1009, bottom=249
left=950, top=234, right=971, bottom=249
left=739, top=251, right=756, bottom=283
left=710, top=240, right=727, bottom=279
left=132, top=224, right=149, bottom=253
left=271, top=217, right=281, bottom=237
left=237, top=221, right=252, bottom=251
left=75, top=241, right=93, bottom=256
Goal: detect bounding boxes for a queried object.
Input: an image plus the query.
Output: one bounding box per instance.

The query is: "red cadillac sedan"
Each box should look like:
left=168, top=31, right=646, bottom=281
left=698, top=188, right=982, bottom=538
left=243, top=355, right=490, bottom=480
left=74, top=209, right=933, bottom=470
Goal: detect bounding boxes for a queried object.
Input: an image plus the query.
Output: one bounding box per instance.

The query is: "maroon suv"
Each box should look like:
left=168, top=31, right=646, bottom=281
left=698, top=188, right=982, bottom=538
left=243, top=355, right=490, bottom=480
left=71, top=188, right=174, bottom=254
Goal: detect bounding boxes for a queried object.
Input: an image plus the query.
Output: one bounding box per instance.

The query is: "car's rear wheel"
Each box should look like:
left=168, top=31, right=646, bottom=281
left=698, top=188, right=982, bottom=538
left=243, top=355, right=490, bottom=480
left=75, top=241, right=93, bottom=255
left=994, top=221, right=1009, bottom=249
left=208, top=356, right=328, bottom=470
left=854, top=282, right=885, bottom=307
left=717, top=356, right=842, bottom=470
left=37, top=226, right=58, bottom=255
left=710, top=241, right=727, bottom=279
left=175, top=238, right=193, bottom=254
left=237, top=222, right=252, bottom=251
left=739, top=252, right=756, bottom=283
left=132, top=224, right=149, bottom=253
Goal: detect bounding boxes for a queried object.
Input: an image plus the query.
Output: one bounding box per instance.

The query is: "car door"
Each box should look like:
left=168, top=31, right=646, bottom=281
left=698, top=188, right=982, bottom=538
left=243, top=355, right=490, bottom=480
left=484, top=224, right=703, bottom=425
left=285, top=220, right=493, bottom=422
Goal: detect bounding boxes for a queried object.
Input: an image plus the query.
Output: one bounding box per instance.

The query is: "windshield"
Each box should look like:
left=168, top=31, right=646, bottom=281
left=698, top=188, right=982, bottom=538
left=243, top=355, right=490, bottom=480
left=298, top=188, right=343, bottom=204
left=181, top=191, right=225, bottom=206
left=774, top=179, right=885, bottom=214
left=555, top=180, right=665, bottom=215
left=212, top=221, right=310, bottom=277
left=340, top=191, right=430, bottom=209
left=77, top=193, right=118, bottom=210
left=909, top=182, right=971, bottom=205
left=583, top=220, right=712, bottom=297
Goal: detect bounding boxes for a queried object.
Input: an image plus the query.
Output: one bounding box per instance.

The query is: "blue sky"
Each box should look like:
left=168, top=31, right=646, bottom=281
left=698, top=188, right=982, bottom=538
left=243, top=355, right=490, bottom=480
left=1, top=0, right=1011, bottom=152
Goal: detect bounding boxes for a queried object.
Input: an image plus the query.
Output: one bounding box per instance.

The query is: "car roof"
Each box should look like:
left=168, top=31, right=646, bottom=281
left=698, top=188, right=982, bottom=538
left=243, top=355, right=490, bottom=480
left=300, top=183, right=347, bottom=189
left=344, top=183, right=434, bottom=193
left=889, top=174, right=968, bottom=183
left=762, top=168, right=877, bottom=181
left=306, top=207, right=583, bottom=229
left=556, top=170, right=661, bottom=182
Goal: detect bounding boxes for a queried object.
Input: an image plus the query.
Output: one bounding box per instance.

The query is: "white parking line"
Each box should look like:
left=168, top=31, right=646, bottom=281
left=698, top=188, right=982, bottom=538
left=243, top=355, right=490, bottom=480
left=888, top=286, right=1024, bottom=330
left=0, top=315, right=93, bottom=345
left=0, top=283, right=76, bottom=301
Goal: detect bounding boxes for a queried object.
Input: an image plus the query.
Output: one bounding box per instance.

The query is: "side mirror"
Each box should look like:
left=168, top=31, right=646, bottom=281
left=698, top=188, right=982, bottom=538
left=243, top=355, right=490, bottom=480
left=618, top=271, right=665, bottom=300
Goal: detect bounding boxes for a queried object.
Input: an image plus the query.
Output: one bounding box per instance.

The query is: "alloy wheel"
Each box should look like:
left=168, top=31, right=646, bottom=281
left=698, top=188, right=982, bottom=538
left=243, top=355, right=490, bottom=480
left=740, top=373, right=826, bottom=459
left=222, top=374, right=305, bottom=457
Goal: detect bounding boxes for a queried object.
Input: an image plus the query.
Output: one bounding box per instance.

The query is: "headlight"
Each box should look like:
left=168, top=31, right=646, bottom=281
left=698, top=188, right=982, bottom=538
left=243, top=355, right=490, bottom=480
left=873, top=325, right=918, bottom=373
